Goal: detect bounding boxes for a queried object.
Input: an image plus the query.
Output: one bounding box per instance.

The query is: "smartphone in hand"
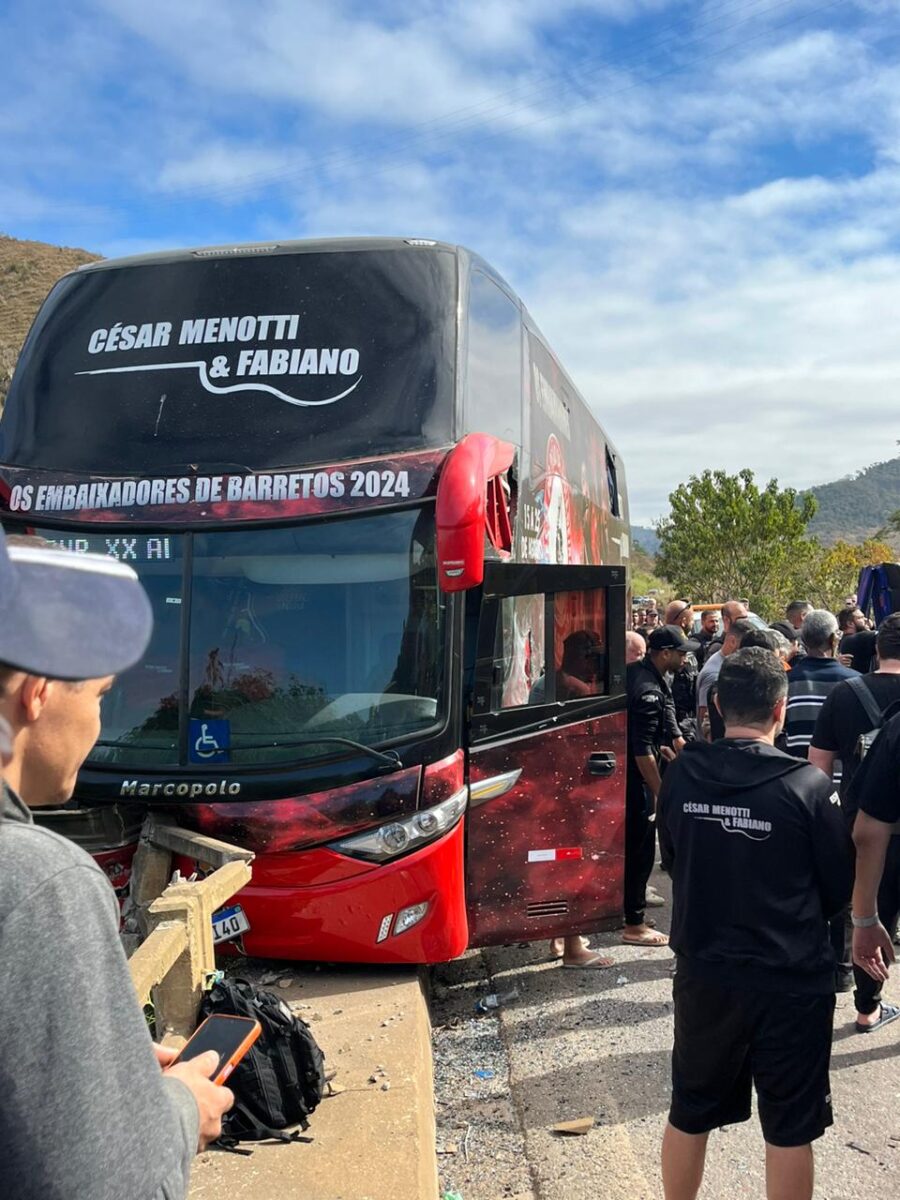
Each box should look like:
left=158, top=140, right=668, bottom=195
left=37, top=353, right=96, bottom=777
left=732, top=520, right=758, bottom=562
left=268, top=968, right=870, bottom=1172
left=170, top=1014, right=262, bottom=1085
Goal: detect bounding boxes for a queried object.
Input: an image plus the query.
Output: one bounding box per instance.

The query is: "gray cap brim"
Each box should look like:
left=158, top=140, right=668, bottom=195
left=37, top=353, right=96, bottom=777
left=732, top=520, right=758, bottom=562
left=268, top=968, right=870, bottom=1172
left=1, top=545, right=153, bottom=680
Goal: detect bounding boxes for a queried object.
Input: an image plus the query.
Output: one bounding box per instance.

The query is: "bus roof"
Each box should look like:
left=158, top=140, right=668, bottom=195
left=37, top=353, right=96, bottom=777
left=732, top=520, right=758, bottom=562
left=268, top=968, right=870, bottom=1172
left=71, top=236, right=466, bottom=274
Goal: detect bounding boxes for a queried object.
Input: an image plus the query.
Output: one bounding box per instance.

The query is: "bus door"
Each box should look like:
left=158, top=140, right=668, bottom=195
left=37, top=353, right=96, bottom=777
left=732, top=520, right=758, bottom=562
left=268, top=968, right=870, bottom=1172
left=465, top=563, right=627, bottom=946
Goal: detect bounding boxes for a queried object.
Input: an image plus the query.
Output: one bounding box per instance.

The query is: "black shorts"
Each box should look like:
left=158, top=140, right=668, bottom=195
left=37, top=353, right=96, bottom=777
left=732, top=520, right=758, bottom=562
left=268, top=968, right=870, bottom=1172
left=669, top=968, right=835, bottom=1147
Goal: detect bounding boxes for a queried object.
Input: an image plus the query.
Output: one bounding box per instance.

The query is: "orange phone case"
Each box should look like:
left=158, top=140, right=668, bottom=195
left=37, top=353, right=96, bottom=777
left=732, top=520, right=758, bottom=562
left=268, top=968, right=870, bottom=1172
left=175, top=1014, right=262, bottom=1085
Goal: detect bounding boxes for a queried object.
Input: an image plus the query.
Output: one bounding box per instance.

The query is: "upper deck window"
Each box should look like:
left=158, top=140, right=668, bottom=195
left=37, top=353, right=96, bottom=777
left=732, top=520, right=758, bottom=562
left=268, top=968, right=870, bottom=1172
left=605, top=448, right=620, bottom=517
left=0, top=249, right=457, bottom=474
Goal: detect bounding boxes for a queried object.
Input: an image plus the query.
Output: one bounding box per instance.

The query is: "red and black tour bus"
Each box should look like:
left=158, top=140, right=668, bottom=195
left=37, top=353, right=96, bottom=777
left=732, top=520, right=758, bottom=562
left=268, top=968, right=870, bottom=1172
left=0, top=238, right=630, bottom=963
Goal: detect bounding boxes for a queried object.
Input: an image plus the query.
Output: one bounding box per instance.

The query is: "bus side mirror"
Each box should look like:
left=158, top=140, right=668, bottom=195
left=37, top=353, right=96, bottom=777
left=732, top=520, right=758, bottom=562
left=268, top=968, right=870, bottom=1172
left=436, top=433, right=514, bottom=592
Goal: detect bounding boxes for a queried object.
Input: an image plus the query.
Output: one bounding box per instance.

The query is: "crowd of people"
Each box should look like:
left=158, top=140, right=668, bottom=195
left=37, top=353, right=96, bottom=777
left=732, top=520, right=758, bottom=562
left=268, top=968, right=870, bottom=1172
left=621, top=596, right=900, bottom=1199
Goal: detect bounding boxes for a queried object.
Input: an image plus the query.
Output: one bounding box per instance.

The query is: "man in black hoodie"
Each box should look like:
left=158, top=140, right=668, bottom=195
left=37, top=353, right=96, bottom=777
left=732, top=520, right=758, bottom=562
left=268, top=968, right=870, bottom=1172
left=658, top=648, right=852, bottom=1200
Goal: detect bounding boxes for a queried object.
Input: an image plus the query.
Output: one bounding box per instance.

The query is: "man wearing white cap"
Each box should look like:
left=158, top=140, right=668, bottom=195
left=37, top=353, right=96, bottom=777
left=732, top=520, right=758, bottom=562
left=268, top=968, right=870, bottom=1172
left=0, top=532, right=233, bottom=1200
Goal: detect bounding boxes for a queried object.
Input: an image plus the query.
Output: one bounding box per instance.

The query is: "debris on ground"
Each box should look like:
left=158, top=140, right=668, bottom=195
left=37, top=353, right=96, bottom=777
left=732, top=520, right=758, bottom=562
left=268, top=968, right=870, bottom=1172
left=474, top=986, right=519, bottom=1014
left=472, top=1068, right=495, bottom=1081
left=551, top=1117, right=595, bottom=1136
left=432, top=951, right=534, bottom=1199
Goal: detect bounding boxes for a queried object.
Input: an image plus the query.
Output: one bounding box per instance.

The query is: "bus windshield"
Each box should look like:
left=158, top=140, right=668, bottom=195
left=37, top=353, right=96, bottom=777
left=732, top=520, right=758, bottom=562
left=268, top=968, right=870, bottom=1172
left=31, top=507, right=445, bottom=767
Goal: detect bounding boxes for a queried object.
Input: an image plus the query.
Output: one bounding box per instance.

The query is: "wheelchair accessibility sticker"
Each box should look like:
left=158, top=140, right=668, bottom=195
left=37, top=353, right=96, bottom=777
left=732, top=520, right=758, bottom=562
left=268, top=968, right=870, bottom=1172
left=189, top=719, right=231, bottom=764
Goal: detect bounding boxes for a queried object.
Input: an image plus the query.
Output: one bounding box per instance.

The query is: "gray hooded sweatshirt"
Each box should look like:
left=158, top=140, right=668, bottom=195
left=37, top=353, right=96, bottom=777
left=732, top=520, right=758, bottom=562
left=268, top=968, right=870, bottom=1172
left=0, top=784, right=199, bottom=1199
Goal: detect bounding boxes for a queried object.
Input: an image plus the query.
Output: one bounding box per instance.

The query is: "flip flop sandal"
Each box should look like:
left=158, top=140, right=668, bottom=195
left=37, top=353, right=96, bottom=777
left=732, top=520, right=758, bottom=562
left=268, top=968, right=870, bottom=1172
left=562, top=955, right=615, bottom=969
left=855, top=1001, right=900, bottom=1033
left=622, top=931, right=669, bottom=947
left=550, top=936, right=591, bottom=960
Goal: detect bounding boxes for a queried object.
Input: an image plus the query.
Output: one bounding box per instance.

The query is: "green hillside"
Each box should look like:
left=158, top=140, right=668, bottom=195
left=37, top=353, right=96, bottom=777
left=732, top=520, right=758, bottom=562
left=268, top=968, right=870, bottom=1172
left=0, top=234, right=100, bottom=409
left=805, top=456, right=900, bottom=544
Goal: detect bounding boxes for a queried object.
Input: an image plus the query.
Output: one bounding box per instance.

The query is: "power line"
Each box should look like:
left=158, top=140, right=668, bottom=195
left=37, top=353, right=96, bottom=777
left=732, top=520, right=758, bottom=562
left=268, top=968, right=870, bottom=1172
left=155, top=0, right=833, bottom=206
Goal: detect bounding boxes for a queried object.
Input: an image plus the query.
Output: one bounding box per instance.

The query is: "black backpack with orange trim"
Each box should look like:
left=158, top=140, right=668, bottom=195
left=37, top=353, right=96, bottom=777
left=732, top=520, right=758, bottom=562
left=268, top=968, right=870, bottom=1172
left=199, top=977, right=326, bottom=1150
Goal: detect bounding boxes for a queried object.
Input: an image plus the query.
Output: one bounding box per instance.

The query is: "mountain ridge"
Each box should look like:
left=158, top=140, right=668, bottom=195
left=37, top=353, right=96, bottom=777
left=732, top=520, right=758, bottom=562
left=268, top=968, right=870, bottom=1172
left=632, top=456, right=900, bottom=555
left=0, top=233, right=100, bottom=409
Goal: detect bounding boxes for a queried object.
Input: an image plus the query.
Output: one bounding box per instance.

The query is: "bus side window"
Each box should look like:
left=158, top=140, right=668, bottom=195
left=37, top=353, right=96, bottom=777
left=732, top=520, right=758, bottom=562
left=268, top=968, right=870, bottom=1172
left=489, top=588, right=608, bottom=710
left=605, top=448, right=620, bottom=517
left=493, top=594, right=546, bottom=710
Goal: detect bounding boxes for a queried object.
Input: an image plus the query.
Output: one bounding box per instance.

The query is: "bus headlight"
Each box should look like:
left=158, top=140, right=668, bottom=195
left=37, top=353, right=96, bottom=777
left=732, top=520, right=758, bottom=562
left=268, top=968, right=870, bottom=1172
left=414, top=810, right=440, bottom=836
left=381, top=824, right=410, bottom=854
left=328, top=787, right=467, bottom=863
left=394, top=901, right=429, bottom=934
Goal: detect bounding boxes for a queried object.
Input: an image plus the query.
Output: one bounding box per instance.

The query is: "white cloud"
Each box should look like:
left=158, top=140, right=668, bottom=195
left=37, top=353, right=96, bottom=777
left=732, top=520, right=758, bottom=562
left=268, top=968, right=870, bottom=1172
left=528, top=174, right=900, bottom=521
left=156, top=144, right=299, bottom=196
left=100, top=0, right=526, bottom=123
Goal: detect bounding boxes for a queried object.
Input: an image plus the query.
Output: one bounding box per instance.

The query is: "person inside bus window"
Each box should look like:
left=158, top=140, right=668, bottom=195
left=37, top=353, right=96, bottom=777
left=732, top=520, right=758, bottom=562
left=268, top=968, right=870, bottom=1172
left=557, top=629, right=604, bottom=700
left=529, top=629, right=604, bottom=704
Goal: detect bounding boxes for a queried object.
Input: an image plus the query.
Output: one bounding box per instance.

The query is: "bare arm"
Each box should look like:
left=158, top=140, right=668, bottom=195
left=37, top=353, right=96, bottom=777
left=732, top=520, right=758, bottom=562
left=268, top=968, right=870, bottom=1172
left=697, top=706, right=710, bottom=742
left=808, top=747, right=835, bottom=780
left=851, top=812, right=896, bottom=980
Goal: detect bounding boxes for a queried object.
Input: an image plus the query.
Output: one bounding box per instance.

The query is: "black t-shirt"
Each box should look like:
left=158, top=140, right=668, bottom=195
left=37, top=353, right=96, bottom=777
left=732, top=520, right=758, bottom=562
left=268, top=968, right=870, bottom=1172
left=846, top=711, right=900, bottom=826
left=693, top=630, right=715, bottom=666
left=839, top=630, right=877, bottom=674
left=812, top=673, right=900, bottom=812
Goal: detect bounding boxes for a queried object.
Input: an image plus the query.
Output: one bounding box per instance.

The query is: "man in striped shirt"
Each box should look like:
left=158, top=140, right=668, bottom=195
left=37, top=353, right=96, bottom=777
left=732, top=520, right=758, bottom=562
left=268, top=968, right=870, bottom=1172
left=784, top=610, right=857, bottom=766
left=783, top=608, right=857, bottom=993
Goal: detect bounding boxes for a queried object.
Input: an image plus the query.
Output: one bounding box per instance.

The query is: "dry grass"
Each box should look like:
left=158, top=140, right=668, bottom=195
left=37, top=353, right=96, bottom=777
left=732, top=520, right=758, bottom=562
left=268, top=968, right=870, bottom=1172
left=0, top=233, right=100, bottom=409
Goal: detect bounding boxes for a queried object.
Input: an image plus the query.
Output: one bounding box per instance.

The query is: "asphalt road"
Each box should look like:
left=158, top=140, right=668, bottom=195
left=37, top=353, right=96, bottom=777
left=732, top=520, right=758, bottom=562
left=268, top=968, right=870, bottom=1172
left=432, top=867, right=900, bottom=1200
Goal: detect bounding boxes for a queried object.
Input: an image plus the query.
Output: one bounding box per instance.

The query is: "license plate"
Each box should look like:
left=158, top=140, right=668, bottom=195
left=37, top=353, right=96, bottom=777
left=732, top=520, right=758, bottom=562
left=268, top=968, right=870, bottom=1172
left=212, top=904, right=250, bottom=944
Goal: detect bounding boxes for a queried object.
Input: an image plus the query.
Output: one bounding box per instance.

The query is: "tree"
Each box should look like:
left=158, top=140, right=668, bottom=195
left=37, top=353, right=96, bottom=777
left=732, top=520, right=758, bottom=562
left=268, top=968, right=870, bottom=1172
left=631, top=540, right=669, bottom=599
left=806, top=538, right=895, bottom=612
left=876, top=509, right=900, bottom=541
left=654, top=469, right=817, bottom=619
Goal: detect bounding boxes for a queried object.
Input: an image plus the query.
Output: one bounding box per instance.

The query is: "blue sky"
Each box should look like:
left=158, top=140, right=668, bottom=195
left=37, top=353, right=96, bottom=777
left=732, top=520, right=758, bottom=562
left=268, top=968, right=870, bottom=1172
left=4, top=0, right=900, bottom=522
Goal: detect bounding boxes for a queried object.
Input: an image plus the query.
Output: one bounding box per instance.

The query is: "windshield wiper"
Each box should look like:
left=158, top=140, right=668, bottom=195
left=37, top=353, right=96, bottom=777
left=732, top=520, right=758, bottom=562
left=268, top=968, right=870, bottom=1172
left=281, top=735, right=403, bottom=770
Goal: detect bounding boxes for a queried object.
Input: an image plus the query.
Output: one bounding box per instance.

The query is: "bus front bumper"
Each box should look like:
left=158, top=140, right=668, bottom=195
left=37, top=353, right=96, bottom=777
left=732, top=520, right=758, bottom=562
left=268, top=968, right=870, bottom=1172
left=232, top=817, right=469, bottom=964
